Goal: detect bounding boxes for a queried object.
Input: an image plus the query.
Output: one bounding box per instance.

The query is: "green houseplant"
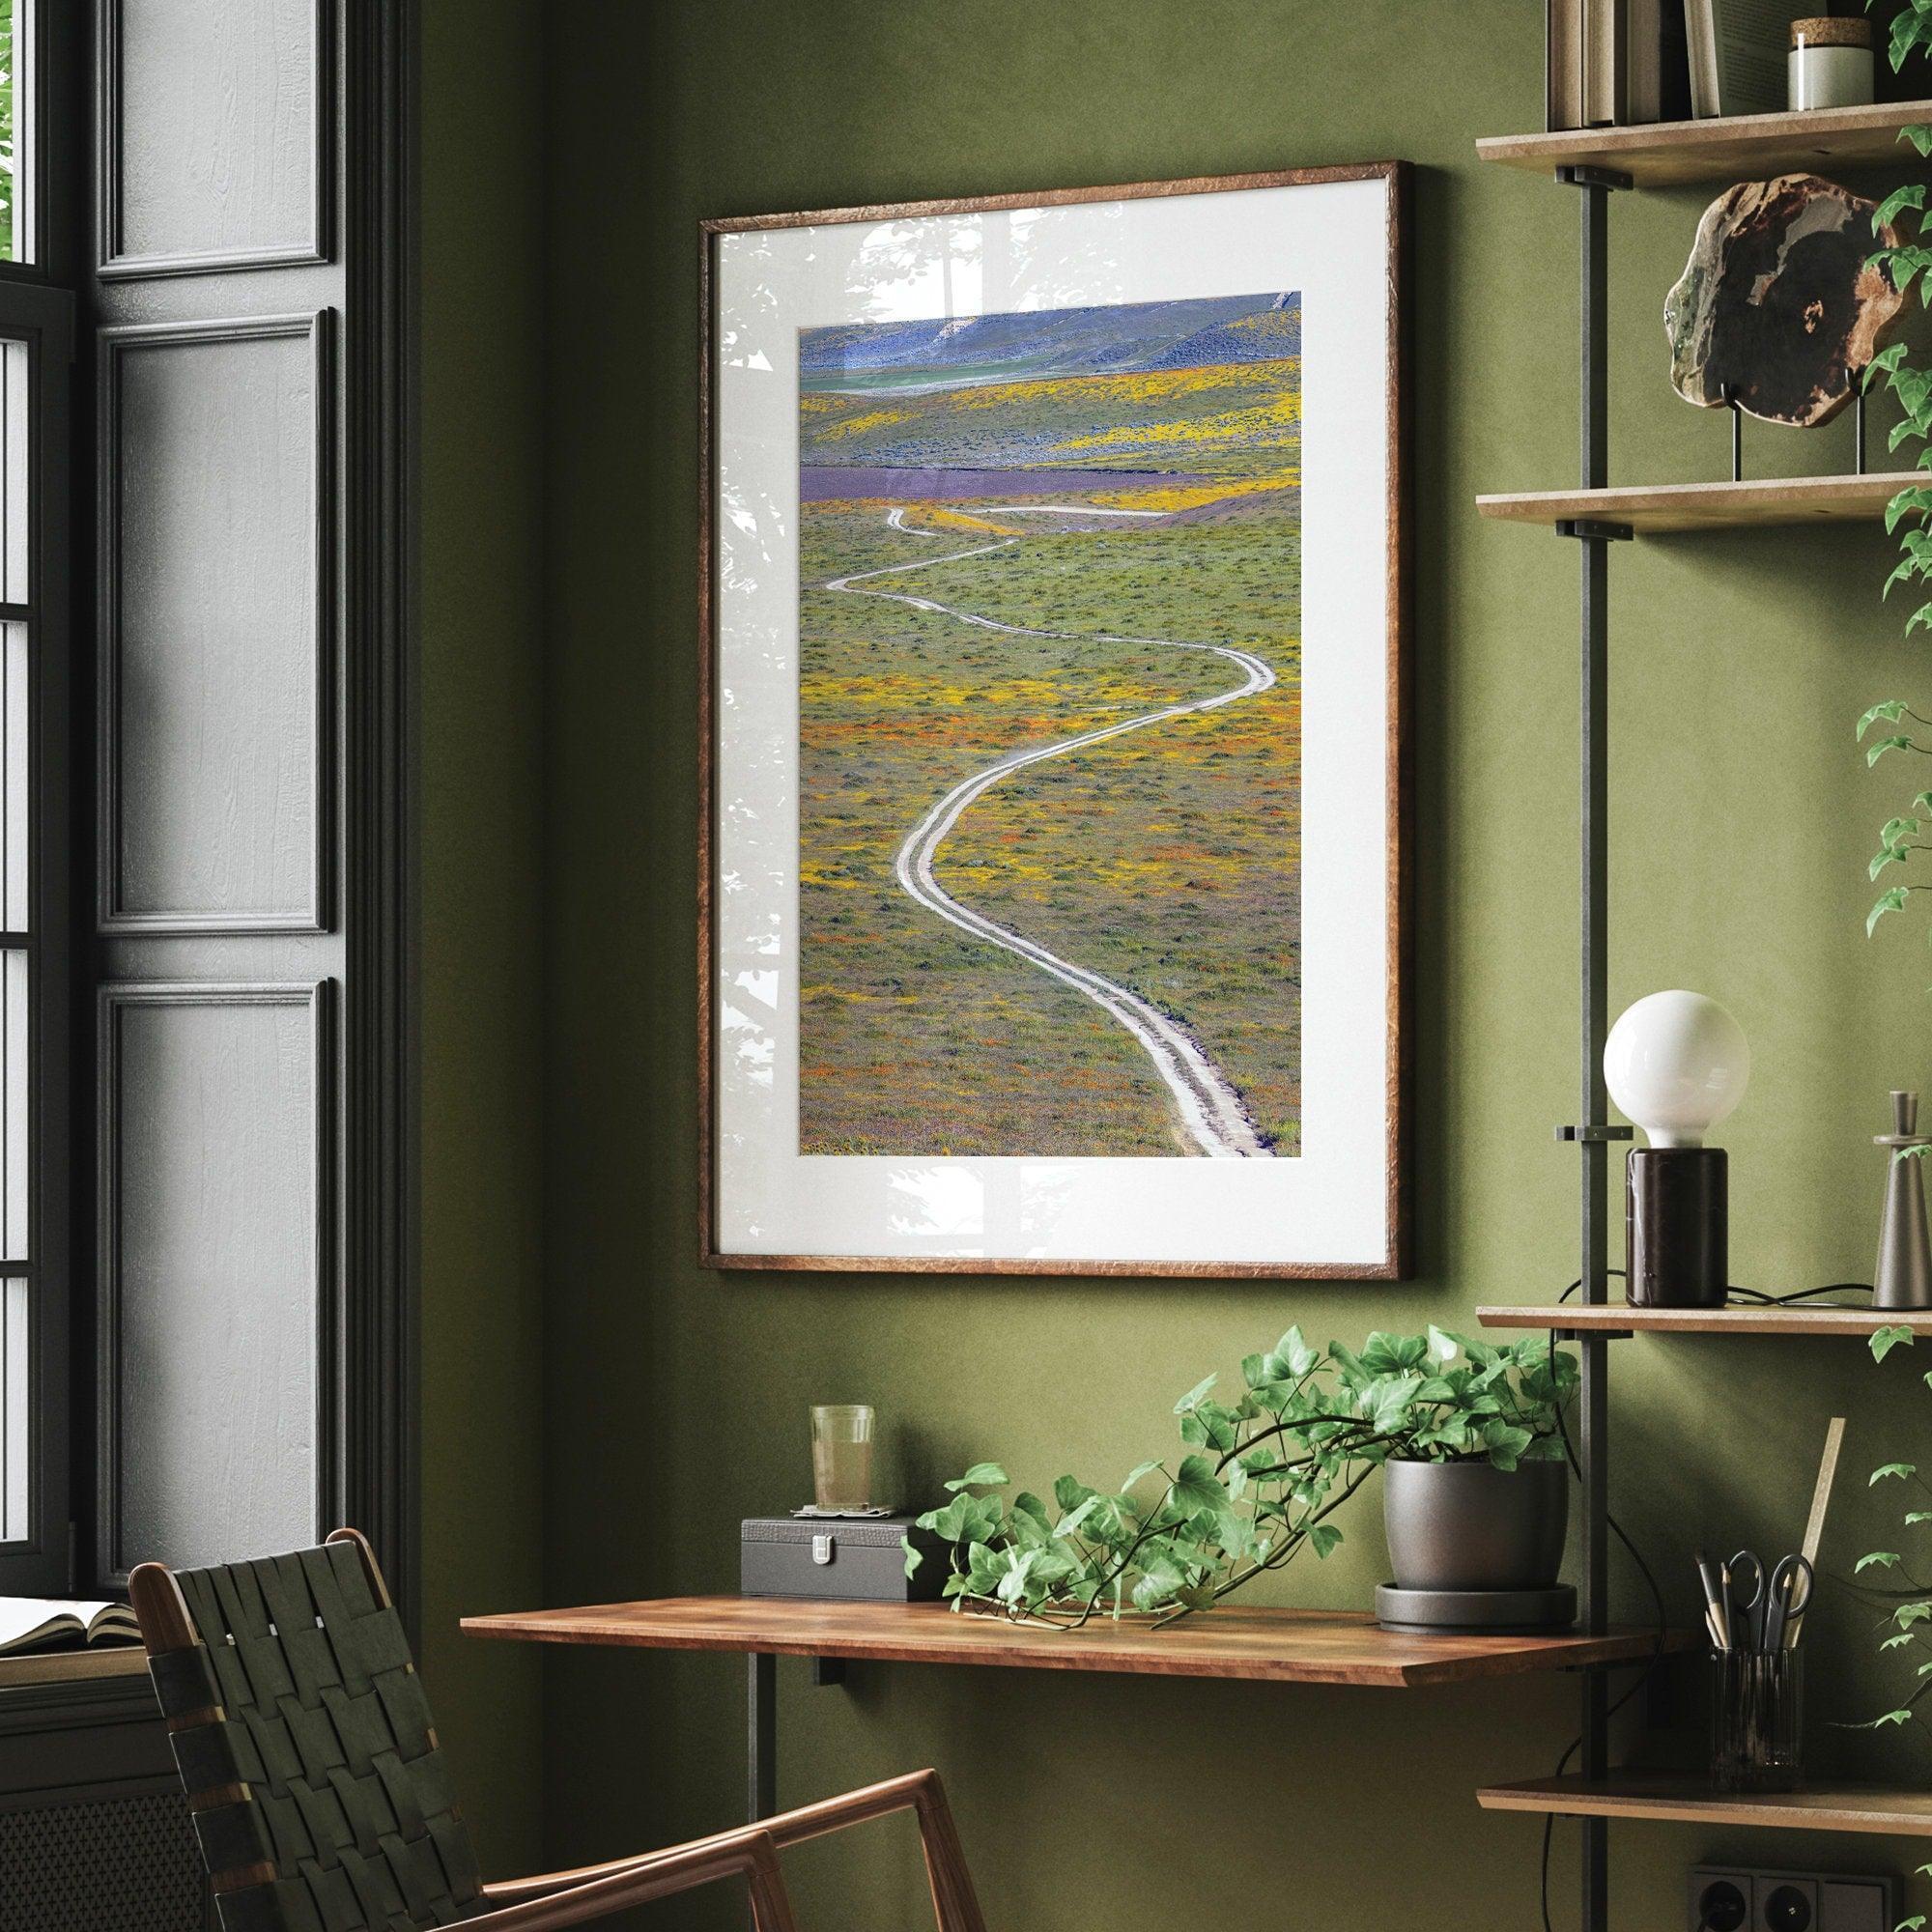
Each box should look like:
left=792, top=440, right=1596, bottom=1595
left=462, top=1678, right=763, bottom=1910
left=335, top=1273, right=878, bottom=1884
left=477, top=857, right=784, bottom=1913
left=906, top=1326, right=1577, bottom=1628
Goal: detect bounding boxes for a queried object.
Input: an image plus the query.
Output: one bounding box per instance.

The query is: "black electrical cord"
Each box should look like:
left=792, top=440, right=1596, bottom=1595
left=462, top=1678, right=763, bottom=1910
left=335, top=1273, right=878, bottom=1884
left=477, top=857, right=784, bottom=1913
left=1538, top=1289, right=1668, bottom=1932
left=1529, top=1270, right=1874, bottom=1926
left=1553, top=1273, right=1873, bottom=1309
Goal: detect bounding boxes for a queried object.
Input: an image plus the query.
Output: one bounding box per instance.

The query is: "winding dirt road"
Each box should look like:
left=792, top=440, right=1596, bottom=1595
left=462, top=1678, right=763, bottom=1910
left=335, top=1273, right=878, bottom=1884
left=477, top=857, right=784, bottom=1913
left=822, top=512, right=1276, bottom=1159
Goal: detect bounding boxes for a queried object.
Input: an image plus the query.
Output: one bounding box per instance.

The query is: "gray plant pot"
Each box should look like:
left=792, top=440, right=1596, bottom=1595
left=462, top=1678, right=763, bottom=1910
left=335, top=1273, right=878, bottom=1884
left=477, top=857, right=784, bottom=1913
left=1382, top=1457, right=1569, bottom=1592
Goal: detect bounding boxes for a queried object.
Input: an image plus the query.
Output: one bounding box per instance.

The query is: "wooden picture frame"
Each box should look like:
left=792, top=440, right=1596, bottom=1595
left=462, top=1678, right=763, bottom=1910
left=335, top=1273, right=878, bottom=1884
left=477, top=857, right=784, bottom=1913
left=700, top=163, right=1408, bottom=1277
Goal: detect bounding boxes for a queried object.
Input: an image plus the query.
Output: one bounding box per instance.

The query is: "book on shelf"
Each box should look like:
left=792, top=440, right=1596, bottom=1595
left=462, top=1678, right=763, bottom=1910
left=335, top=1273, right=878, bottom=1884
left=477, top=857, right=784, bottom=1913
left=1550, top=0, right=1693, bottom=129
left=0, top=1596, right=141, bottom=1657
left=1687, top=0, right=1811, bottom=117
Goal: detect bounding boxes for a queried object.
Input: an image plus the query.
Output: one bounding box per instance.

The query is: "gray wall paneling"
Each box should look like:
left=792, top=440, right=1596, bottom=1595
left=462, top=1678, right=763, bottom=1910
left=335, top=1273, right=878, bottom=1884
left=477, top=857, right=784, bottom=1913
left=89, top=0, right=355, bottom=1588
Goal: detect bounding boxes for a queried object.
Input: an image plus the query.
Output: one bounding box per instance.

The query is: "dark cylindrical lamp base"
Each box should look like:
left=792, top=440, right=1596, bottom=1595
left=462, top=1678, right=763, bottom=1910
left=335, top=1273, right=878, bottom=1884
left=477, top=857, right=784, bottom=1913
left=1625, top=1146, right=1727, bottom=1308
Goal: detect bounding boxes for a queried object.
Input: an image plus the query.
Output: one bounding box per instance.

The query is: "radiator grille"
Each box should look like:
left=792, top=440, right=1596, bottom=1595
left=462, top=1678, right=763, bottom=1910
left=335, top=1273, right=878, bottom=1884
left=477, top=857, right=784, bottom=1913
left=0, top=1790, right=204, bottom=1932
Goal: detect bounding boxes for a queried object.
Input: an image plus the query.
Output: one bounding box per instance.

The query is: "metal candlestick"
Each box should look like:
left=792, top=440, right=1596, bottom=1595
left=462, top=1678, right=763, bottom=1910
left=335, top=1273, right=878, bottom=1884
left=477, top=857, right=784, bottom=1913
left=1874, top=1090, right=1932, bottom=1311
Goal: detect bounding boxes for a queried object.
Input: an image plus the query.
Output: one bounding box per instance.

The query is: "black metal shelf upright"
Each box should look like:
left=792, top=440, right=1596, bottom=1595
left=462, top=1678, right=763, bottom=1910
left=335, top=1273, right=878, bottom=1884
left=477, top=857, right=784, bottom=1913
left=1563, top=159, right=1634, bottom=1932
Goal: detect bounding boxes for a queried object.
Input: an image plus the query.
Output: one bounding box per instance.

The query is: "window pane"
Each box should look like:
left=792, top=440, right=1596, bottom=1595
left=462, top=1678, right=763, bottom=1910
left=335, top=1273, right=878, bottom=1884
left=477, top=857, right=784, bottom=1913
left=0, top=1, right=28, bottom=266
left=0, top=1276, right=21, bottom=1542
left=4, top=621, right=20, bottom=931
left=3, top=949, right=21, bottom=1262
left=0, top=345, right=24, bottom=607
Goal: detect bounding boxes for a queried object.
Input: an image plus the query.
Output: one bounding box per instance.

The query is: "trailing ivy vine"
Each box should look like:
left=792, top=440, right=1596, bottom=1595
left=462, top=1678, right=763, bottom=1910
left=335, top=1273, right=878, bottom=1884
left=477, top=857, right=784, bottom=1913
left=906, top=1326, right=1576, bottom=1628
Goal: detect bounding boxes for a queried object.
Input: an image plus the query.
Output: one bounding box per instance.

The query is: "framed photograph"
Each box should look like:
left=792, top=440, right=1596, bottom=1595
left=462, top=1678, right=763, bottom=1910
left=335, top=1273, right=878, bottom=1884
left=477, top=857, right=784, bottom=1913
left=701, top=163, right=1406, bottom=1277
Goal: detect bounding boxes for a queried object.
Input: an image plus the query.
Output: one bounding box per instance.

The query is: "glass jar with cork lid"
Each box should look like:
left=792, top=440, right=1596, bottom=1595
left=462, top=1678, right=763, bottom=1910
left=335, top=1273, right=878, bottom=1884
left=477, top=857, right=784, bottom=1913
left=1788, top=15, right=1874, bottom=111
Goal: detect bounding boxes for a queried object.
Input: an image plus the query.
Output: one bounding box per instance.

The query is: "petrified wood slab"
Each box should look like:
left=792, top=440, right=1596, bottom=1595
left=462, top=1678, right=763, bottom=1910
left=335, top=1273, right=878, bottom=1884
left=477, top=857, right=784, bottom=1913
left=1664, top=172, right=1903, bottom=427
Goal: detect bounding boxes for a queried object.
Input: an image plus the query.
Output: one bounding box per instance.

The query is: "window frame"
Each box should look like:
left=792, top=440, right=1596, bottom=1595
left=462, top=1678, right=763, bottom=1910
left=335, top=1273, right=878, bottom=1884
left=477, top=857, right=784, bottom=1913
left=0, top=0, right=80, bottom=1598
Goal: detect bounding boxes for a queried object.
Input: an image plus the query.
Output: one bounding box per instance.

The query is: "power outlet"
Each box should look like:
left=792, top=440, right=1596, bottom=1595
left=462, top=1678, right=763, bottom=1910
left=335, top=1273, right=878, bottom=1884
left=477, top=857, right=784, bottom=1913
left=1690, top=1866, right=1896, bottom=1932
left=1690, top=1868, right=1751, bottom=1932
left=1757, top=1877, right=1817, bottom=1932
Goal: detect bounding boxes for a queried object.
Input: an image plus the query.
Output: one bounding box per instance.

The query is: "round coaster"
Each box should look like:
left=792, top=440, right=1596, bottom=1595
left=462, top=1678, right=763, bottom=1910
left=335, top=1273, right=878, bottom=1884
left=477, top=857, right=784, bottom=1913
left=1374, top=1582, right=1577, bottom=1634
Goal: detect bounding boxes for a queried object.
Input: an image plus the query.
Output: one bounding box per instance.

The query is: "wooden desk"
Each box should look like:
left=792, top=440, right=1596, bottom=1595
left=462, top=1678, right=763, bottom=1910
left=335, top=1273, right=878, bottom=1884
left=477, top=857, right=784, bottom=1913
left=464, top=1595, right=1685, bottom=1822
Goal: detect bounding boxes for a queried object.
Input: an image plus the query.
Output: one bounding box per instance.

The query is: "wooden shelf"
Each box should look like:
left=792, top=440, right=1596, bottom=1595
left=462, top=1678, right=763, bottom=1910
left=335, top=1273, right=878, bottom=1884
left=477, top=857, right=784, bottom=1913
left=1477, top=1302, right=1921, bottom=1338
left=1477, top=472, right=1911, bottom=534
left=1477, top=100, right=1932, bottom=190
left=0, top=1646, right=147, bottom=1690
left=462, top=1595, right=1689, bottom=1690
left=1479, top=1774, right=1932, bottom=1837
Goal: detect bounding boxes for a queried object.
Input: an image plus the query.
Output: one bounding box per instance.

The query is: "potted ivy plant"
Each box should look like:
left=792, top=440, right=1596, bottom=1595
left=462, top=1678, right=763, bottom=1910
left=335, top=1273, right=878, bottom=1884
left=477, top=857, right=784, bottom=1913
left=1343, top=1328, right=1576, bottom=1596
left=906, top=1324, right=1577, bottom=1628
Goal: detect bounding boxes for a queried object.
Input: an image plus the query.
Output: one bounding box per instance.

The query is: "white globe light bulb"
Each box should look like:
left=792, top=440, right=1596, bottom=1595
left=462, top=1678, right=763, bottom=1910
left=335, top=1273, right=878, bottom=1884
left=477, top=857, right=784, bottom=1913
left=1603, top=990, right=1749, bottom=1149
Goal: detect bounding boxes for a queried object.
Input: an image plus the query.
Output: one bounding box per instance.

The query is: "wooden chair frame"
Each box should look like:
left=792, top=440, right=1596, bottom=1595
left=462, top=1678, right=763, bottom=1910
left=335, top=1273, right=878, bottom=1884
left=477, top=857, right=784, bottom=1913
left=129, top=1529, right=987, bottom=1932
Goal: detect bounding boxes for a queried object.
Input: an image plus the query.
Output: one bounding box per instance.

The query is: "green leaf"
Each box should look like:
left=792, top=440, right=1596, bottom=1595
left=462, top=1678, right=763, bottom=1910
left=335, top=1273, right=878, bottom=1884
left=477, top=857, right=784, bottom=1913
left=944, top=1462, right=1009, bottom=1492
left=1173, top=1373, right=1218, bottom=1416
left=1277, top=1325, right=1317, bottom=1377
left=1874, top=1462, right=1919, bottom=1485
left=1874, top=1324, right=1917, bottom=1362
left=901, top=1535, right=923, bottom=1579
left=1877, top=185, right=1928, bottom=233
left=1307, top=1523, right=1343, bottom=1559
left=1870, top=886, right=1912, bottom=935
left=1119, top=1460, right=1161, bottom=1491
left=1053, top=1495, right=1099, bottom=1540
left=1172, top=1454, right=1227, bottom=1517
left=1860, top=1551, right=1903, bottom=1572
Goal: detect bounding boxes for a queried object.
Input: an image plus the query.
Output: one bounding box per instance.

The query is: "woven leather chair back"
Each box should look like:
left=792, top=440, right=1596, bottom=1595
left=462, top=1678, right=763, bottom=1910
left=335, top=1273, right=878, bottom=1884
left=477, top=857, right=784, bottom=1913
left=135, top=1534, right=483, bottom=1932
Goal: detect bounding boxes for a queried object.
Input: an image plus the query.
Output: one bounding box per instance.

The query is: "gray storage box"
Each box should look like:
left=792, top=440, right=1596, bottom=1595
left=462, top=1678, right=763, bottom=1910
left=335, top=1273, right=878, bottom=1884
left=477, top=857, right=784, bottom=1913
left=740, top=1515, right=949, bottom=1602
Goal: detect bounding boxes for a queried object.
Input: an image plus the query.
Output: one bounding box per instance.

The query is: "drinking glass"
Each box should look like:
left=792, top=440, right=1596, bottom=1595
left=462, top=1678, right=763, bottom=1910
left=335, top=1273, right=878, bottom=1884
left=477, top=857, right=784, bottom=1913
left=810, top=1405, right=874, bottom=1512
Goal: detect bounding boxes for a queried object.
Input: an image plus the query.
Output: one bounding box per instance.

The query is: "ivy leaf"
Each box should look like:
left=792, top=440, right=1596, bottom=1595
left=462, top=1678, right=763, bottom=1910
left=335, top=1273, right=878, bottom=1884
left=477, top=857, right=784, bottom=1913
left=1860, top=1551, right=1903, bottom=1572
left=1173, top=1373, right=1218, bottom=1416
left=901, top=1535, right=923, bottom=1580
left=1878, top=185, right=1929, bottom=234
left=1308, top=1523, right=1343, bottom=1559
left=944, top=1462, right=1009, bottom=1492
left=1870, top=886, right=1912, bottom=934
left=1277, top=1325, right=1317, bottom=1377
left=1874, top=1462, right=1919, bottom=1484
left=1874, top=1325, right=1917, bottom=1362
left=1053, top=1495, right=1099, bottom=1541
left=1172, top=1454, right=1227, bottom=1517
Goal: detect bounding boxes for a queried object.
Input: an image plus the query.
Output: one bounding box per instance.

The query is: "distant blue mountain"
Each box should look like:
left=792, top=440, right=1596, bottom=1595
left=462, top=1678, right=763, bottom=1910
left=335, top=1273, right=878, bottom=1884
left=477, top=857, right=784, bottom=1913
left=800, top=293, right=1299, bottom=388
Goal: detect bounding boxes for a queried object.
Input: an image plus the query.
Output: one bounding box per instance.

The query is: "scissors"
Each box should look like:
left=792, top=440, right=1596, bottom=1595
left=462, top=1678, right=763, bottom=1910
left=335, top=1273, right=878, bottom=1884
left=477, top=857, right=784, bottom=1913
left=1722, top=1548, right=1768, bottom=1651
left=1724, top=1548, right=1813, bottom=1651
left=1762, top=1553, right=1814, bottom=1652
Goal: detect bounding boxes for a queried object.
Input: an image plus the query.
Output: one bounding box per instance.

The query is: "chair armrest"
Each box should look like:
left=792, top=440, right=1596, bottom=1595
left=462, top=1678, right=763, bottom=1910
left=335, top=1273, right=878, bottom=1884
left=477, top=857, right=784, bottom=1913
left=461, top=1826, right=796, bottom=1932
left=479, top=1767, right=985, bottom=1931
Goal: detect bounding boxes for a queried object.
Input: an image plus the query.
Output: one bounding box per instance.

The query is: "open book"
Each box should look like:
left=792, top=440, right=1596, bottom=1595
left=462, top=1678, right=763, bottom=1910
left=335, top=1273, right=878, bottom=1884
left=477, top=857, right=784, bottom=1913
left=0, top=1597, right=142, bottom=1656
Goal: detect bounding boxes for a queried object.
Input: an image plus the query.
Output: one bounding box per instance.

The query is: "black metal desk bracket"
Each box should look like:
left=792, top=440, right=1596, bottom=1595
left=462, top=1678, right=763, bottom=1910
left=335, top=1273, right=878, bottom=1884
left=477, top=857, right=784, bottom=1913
left=1556, top=519, right=1633, bottom=543
left=1555, top=164, right=1634, bottom=192
left=1556, top=1124, right=1634, bottom=1143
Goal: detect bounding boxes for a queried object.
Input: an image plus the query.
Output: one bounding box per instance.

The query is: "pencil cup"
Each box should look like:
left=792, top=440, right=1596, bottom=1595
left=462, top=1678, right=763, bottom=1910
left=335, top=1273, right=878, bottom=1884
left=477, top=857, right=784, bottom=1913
left=1710, top=1648, right=1803, bottom=1792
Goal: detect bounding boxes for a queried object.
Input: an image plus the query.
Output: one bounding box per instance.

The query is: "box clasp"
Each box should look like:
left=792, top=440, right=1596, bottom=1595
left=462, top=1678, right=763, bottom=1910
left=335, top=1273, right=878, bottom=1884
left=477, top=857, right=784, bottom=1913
left=811, top=1533, right=836, bottom=1566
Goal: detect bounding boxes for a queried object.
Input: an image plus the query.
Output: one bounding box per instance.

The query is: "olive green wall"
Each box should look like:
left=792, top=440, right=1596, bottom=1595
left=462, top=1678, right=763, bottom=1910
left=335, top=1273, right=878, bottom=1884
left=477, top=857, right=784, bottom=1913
left=533, top=1, right=1932, bottom=1924
left=419, top=0, right=546, bottom=1877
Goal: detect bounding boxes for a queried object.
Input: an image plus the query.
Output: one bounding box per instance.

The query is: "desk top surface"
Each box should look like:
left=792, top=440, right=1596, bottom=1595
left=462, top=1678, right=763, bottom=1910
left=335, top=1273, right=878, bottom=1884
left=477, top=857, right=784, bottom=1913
left=461, top=1595, right=1685, bottom=1689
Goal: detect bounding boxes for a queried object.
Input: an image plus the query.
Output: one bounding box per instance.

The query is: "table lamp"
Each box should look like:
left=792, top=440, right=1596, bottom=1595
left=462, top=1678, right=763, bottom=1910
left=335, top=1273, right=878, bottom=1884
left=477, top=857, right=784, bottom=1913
left=1603, top=990, right=1750, bottom=1308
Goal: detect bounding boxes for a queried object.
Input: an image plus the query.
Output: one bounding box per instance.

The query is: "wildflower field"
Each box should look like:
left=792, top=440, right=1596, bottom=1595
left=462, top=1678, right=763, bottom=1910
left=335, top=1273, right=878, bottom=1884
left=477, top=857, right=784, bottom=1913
left=796, top=295, right=1302, bottom=1158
